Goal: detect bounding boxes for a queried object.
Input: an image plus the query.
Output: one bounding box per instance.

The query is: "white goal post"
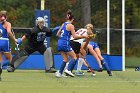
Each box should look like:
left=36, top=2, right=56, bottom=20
left=107, top=0, right=125, bottom=71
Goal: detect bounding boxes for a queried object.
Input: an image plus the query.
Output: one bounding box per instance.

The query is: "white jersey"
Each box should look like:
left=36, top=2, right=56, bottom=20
left=70, top=28, right=88, bottom=44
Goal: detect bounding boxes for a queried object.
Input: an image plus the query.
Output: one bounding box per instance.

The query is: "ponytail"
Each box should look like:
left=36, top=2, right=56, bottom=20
left=66, top=9, right=74, bottom=20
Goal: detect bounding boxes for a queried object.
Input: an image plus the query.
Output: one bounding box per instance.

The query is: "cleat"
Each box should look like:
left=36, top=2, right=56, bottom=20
left=97, top=68, right=103, bottom=72
left=55, top=71, right=62, bottom=78
left=45, top=68, right=56, bottom=73
left=55, top=71, right=67, bottom=78
left=75, top=70, right=84, bottom=76
left=91, top=72, right=96, bottom=76
left=107, top=71, right=112, bottom=76
left=92, top=73, right=96, bottom=76
left=64, top=69, right=75, bottom=77
left=87, top=69, right=91, bottom=72
left=7, top=66, right=15, bottom=72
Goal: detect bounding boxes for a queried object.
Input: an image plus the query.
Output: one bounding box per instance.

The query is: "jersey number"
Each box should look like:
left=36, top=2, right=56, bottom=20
left=76, top=30, right=86, bottom=36
left=60, top=30, right=64, bottom=37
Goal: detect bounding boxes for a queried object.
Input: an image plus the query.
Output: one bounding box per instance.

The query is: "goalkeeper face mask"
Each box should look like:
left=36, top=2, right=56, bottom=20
left=36, top=17, right=45, bottom=29
left=38, top=21, right=44, bottom=29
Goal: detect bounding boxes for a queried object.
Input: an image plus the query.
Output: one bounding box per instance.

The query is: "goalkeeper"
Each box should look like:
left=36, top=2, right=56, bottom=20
left=7, top=17, right=56, bottom=73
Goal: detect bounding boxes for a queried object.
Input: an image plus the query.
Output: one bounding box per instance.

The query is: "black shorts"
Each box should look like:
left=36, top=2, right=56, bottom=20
left=70, top=40, right=81, bottom=54
left=24, top=43, right=46, bottom=55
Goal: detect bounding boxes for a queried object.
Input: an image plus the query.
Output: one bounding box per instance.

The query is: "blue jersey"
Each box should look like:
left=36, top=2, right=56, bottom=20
left=0, top=23, right=10, bottom=52
left=59, top=22, right=71, bottom=41
left=0, top=23, right=9, bottom=38
left=57, top=22, right=72, bottom=52
left=89, top=41, right=99, bottom=49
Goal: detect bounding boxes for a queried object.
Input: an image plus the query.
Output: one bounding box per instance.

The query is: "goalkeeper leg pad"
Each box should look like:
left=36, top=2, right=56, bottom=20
left=44, top=47, right=56, bottom=73
left=7, top=50, right=29, bottom=72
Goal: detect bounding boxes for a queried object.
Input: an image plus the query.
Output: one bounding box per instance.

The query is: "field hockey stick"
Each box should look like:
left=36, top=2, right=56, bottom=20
left=83, top=59, right=95, bottom=73
left=11, top=29, right=20, bottom=51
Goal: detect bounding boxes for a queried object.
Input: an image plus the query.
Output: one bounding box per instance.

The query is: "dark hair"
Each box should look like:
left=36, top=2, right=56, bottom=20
left=66, top=9, right=74, bottom=20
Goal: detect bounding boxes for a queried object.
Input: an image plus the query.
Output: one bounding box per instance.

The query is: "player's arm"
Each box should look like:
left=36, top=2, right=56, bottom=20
left=6, top=22, right=16, bottom=42
left=70, top=24, right=87, bottom=40
left=21, top=35, right=26, bottom=41
left=18, top=28, right=32, bottom=43
left=45, top=27, right=52, bottom=37
left=56, top=24, right=64, bottom=37
left=22, top=27, right=34, bottom=41
left=17, top=29, right=31, bottom=45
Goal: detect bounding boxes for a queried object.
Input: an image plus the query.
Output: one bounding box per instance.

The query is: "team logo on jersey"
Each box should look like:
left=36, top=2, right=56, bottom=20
left=37, top=32, right=46, bottom=41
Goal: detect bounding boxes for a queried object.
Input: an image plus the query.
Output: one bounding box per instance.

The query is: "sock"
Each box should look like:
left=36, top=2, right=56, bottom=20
left=0, top=63, right=2, bottom=76
left=68, top=59, right=78, bottom=71
left=101, top=59, right=111, bottom=71
left=64, top=62, right=69, bottom=71
left=64, top=57, right=71, bottom=71
left=77, top=58, right=84, bottom=71
left=59, top=61, right=66, bottom=74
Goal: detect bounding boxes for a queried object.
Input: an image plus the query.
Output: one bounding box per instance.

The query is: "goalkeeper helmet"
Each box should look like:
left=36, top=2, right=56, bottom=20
left=36, top=17, right=44, bottom=29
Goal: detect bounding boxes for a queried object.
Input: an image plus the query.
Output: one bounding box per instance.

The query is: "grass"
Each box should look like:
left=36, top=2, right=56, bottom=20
left=0, top=68, right=140, bottom=93
left=126, top=56, right=140, bottom=67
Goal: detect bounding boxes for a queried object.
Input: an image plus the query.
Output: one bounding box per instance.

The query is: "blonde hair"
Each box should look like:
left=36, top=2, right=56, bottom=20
left=85, top=24, right=93, bottom=30
left=0, top=10, right=7, bottom=16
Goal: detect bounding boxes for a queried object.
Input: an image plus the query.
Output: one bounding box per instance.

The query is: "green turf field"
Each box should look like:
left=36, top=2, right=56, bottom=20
left=0, top=69, right=140, bottom=93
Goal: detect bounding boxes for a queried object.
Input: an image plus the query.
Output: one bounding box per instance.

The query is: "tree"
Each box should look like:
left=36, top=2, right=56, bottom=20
left=81, top=0, right=91, bottom=26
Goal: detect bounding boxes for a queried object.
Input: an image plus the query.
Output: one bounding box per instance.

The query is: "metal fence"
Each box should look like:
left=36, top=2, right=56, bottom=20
left=12, top=28, right=140, bottom=67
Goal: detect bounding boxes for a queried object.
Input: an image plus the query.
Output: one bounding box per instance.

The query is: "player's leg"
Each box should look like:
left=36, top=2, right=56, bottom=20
left=3, top=52, right=12, bottom=68
left=75, top=57, right=85, bottom=76
left=64, top=50, right=78, bottom=77
left=75, top=47, right=86, bottom=76
left=64, top=57, right=71, bottom=71
left=1, top=45, right=12, bottom=67
left=3, top=52, right=12, bottom=62
left=68, top=40, right=81, bottom=72
left=55, top=51, right=68, bottom=78
left=94, top=47, right=112, bottom=76
left=2, top=60, right=10, bottom=67
left=88, top=44, right=103, bottom=71
left=77, top=57, right=84, bottom=71
left=38, top=45, right=56, bottom=73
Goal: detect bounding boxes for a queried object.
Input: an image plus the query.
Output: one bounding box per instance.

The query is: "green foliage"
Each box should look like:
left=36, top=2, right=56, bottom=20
left=1, top=0, right=140, bottom=55
left=0, top=0, right=38, bottom=27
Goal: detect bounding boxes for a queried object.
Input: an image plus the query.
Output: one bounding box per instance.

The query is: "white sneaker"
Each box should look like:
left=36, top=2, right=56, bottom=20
left=64, top=69, right=75, bottom=77
left=55, top=71, right=62, bottom=78
left=75, top=70, right=84, bottom=76
left=55, top=71, right=68, bottom=78
left=92, top=73, right=96, bottom=77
